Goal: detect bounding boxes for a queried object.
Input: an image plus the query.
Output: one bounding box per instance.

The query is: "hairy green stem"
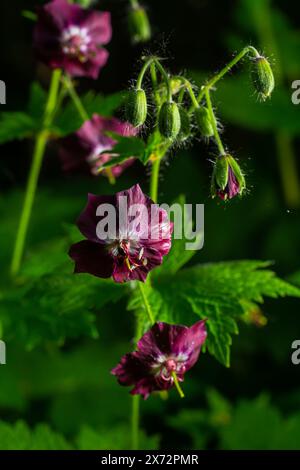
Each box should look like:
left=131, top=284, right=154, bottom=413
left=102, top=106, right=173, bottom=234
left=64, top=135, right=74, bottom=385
left=10, top=69, right=62, bottom=276
left=138, top=282, right=155, bottom=324
left=248, top=0, right=300, bottom=207
left=197, top=46, right=259, bottom=103
left=173, top=76, right=199, bottom=108
left=150, top=158, right=161, bottom=203
left=62, top=75, right=116, bottom=185
left=153, top=59, right=172, bottom=102
left=150, top=62, right=161, bottom=108
left=62, top=75, right=89, bottom=122
left=205, top=88, right=225, bottom=155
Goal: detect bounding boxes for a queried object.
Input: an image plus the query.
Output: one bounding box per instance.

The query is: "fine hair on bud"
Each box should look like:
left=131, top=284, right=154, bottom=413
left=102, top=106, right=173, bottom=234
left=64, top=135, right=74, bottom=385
left=158, top=101, right=181, bottom=140
left=126, top=88, right=148, bottom=127
left=194, top=106, right=215, bottom=138
left=128, top=4, right=151, bottom=44
left=251, top=56, right=275, bottom=100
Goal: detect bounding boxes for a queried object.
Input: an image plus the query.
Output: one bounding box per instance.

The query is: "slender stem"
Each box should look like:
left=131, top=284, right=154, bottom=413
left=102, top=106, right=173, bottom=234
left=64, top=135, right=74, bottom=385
left=10, top=69, right=62, bottom=276
left=138, top=283, right=155, bottom=324
left=205, top=89, right=225, bottom=155
left=153, top=59, right=172, bottom=102
left=131, top=395, right=140, bottom=450
left=131, top=313, right=143, bottom=450
left=248, top=1, right=300, bottom=207
left=171, top=371, right=185, bottom=398
left=62, top=75, right=116, bottom=185
left=173, top=76, right=199, bottom=108
left=62, top=75, right=89, bottom=122
left=150, top=62, right=161, bottom=108
left=136, top=57, right=155, bottom=89
left=150, top=158, right=161, bottom=203
left=197, top=46, right=259, bottom=103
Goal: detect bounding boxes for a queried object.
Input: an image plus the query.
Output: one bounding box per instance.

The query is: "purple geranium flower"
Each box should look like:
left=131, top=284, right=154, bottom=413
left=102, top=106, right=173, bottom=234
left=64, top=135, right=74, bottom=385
left=217, top=166, right=240, bottom=200
left=59, top=114, right=136, bottom=177
left=211, top=153, right=246, bottom=201
left=69, top=184, right=173, bottom=283
left=34, top=0, right=112, bottom=79
left=112, top=320, right=207, bottom=399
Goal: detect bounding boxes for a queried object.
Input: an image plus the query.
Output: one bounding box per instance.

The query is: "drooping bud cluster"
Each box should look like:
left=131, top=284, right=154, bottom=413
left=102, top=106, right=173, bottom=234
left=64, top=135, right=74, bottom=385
left=251, top=55, right=275, bottom=101
left=124, top=48, right=274, bottom=202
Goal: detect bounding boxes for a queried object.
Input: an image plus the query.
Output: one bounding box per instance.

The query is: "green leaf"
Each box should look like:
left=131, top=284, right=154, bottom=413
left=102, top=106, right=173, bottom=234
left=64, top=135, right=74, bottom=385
left=0, top=421, right=71, bottom=450
left=220, top=394, right=300, bottom=450
left=102, top=133, right=146, bottom=166
left=151, top=260, right=300, bottom=366
left=0, top=237, right=128, bottom=347
left=27, top=82, right=47, bottom=121
left=77, top=425, right=159, bottom=450
left=0, top=112, right=36, bottom=143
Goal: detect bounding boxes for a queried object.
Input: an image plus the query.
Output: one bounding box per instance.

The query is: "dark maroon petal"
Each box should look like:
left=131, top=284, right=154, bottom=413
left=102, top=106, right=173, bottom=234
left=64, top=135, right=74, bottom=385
left=130, top=377, right=162, bottom=399
left=59, top=115, right=136, bottom=175
left=77, top=193, right=116, bottom=242
left=116, top=184, right=148, bottom=208
left=227, top=166, right=240, bottom=199
left=81, top=11, right=112, bottom=45
left=137, top=322, right=188, bottom=357
left=59, top=48, right=109, bottom=79
left=111, top=352, right=150, bottom=385
left=173, top=320, right=207, bottom=371
left=69, top=240, right=113, bottom=278
left=59, top=134, right=92, bottom=172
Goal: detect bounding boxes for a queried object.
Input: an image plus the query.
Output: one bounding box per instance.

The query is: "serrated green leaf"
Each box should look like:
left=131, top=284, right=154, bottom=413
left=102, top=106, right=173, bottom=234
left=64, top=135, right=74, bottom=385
left=77, top=425, right=159, bottom=450
left=0, top=421, right=71, bottom=450
left=150, top=260, right=300, bottom=366
left=0, top=112, right=37, bottom=143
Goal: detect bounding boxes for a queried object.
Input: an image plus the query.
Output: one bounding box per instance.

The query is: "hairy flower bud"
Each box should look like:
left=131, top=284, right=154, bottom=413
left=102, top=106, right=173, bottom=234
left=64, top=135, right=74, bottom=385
left=211, top=154, right=246, bottom=200
left=178, top=108, right=191, bottom=141
left=251, top=56, right=275, bottom=100
left=158, top=101, right=181, bottom=140
left=128, top=4, right=151, bottom=44
left=194, top=106, right=215, bottom=138
left=126, top=88, right=147, bottom=127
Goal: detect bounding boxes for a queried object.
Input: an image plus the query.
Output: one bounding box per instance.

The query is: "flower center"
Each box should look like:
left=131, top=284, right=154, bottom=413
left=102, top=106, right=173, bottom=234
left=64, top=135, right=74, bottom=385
left=61, top=26, right=91, bottom=61
left=153, top=355, right=187, bottom=382
left=109, top=240, right=147, bottom=273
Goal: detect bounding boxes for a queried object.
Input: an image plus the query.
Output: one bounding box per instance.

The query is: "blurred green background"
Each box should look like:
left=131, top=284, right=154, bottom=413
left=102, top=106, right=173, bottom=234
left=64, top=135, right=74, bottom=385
left=0, top=0, right=300, bottom=450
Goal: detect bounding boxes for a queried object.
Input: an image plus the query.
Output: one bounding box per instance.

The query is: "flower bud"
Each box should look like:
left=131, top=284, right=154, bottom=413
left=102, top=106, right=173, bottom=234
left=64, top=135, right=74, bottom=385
left=178, top=108, right=191, bottom=141
left=126, top=88, right=147, bottom=127
left=211, top=154, right=246, bottom=201
left=194, top=106, right=215, bottom=138
left=128, top=4, right=151, bottom=44
left=251, top=56, right=274, bottom=100
left=158, top=101, right=181, bottom=140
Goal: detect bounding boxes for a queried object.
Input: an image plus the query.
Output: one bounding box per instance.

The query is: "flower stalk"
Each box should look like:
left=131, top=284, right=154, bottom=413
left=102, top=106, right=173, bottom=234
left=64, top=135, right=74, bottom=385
left=10, top=68, right=62, bottom=276
left=205, top=88, right=225, bottom=155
